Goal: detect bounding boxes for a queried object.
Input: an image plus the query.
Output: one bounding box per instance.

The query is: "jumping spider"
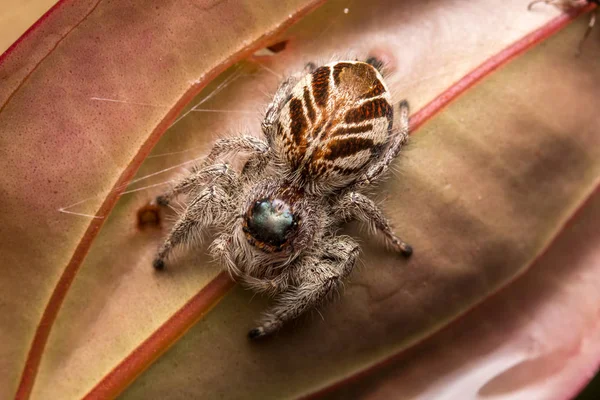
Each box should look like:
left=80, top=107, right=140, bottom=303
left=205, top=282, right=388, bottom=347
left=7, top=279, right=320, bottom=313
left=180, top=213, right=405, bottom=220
left=153, top=58, right=413, bottom=339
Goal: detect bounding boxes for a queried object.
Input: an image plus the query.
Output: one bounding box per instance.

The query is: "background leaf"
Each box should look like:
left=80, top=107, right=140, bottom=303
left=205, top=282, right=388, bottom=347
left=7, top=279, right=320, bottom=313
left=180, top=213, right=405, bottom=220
left=1, top=0, right=598, bottom=399
left=0, top=0, right=325, bottom=398
left=0, top=0, right=57, bottom=55
left=322, top=189, right=600, bottom=400
left=119, top=10, right=600, bottom=399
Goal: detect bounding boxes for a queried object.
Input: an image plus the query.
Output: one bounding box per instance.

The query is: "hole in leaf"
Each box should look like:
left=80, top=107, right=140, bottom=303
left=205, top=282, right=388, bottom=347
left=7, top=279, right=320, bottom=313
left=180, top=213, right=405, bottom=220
left=253, top=40, right=289, bottom=57
left=267, top=40, right=288, bottom=53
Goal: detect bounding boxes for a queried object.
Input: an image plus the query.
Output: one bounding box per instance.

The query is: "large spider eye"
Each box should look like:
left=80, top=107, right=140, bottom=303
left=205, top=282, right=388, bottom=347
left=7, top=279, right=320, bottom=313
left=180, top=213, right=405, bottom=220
left=244, top=198, right=298, bottom=249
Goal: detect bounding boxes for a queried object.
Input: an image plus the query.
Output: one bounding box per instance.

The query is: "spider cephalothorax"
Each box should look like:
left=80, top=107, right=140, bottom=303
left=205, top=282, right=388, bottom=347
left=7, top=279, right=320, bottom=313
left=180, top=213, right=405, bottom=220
left=242, top=186, right=302, bottom=253
left=153, top=59, right=413, bottom=339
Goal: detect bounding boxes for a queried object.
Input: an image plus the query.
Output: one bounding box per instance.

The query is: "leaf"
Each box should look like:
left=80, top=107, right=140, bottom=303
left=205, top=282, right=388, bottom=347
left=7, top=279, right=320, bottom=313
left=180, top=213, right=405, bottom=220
left=0, top=0, right=56, bottom=55
left=1, top=0, right=598, bottom=399
left=0, top=0, right=325, bottom=398
left=321, top=190, right=600, bottom=399
left=116, top=8, right=600, bottom=398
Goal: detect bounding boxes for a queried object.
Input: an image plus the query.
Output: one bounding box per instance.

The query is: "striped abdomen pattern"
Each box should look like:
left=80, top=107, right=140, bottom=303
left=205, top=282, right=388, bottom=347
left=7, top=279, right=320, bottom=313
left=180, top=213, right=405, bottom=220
left=276, top=61, right=394, bottom=186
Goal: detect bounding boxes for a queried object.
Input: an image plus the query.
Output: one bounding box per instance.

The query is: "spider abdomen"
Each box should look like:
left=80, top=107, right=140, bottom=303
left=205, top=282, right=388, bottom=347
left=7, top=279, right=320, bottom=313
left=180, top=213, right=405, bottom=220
left=276, top=61, right=394, bottom=187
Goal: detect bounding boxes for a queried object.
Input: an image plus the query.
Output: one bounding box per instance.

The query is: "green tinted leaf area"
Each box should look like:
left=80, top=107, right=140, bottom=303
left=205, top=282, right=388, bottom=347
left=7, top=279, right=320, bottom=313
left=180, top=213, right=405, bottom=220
left=122, top=14, right=600, bottom=400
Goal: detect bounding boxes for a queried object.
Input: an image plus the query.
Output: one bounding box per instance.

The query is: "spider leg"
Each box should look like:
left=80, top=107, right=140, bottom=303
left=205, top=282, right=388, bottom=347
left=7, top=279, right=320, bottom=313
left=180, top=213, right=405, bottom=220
left=355, top=100, right=410, bottom=187
left=528, top=1, right=597, bottom=54
left=155, top=135, right=267, bottom=206
left=156, top=163, right=237, bottom=206
left=248, top=236, right=359, bottom=339
left=579, top=9, right=597, bottom=54
left=240, top=152, right=270, bottom=178
left=201, top=135, right=269, bottom=167
left=210, top=232, right=292, bottom=292
left=241, top=272, right=292, bottom=296
left=153, top=183, right=232, bottom=270
left=337, top=192, right=412, bottom=257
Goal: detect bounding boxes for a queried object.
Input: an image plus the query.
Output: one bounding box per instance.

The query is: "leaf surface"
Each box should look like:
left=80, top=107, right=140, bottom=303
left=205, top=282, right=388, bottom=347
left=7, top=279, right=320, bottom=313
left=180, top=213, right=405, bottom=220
left=1, top=0, right=598, bottom=399
left=322, top=190, right=600, bottom=400
left=0, top=0, right=326, bottom=398
left=118, top=9, right=600, bottom=399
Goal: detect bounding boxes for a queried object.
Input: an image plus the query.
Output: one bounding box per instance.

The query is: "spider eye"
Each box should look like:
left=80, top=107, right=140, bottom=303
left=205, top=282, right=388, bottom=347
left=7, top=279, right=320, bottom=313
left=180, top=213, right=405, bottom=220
left=244, top=198, right=298, bottom=248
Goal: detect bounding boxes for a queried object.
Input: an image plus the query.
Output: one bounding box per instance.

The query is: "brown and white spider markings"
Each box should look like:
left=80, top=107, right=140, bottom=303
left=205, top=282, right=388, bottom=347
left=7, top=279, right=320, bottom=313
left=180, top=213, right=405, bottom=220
left=152, top=58, right=413, bottom=339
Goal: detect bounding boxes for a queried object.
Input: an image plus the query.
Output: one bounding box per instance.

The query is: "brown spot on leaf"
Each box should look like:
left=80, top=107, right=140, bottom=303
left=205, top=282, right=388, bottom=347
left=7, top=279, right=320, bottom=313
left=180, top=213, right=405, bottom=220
left=137, top=203, right=161, bottom=229
left=266, top=40, right=288, bottom=53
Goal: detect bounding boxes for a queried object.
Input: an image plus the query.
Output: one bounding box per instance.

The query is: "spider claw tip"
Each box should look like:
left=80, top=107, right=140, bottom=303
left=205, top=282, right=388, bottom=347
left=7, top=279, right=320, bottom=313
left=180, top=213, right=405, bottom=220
left=153, top=258, right=166, bottom=270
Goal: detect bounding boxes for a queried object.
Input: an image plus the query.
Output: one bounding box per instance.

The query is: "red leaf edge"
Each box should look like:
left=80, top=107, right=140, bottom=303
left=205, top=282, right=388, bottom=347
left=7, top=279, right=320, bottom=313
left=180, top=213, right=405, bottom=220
left=12, top=1, right=327, bottom=399
left=0, top=0, right=73, bottom=64
left=85, top=5, right=596, bottom=399
left=11, top=2, right=595, bottom=399
left=84, top=272, right=235, bottom=400
left=0, top=0, right=103, bottom=113
left=411, top=3, right=596, bottom=130
left=303, top=185, right=600, bottom=399
left=302, top=7, right=599, bottom=398
left=85, top=5, right=595, bottom=399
